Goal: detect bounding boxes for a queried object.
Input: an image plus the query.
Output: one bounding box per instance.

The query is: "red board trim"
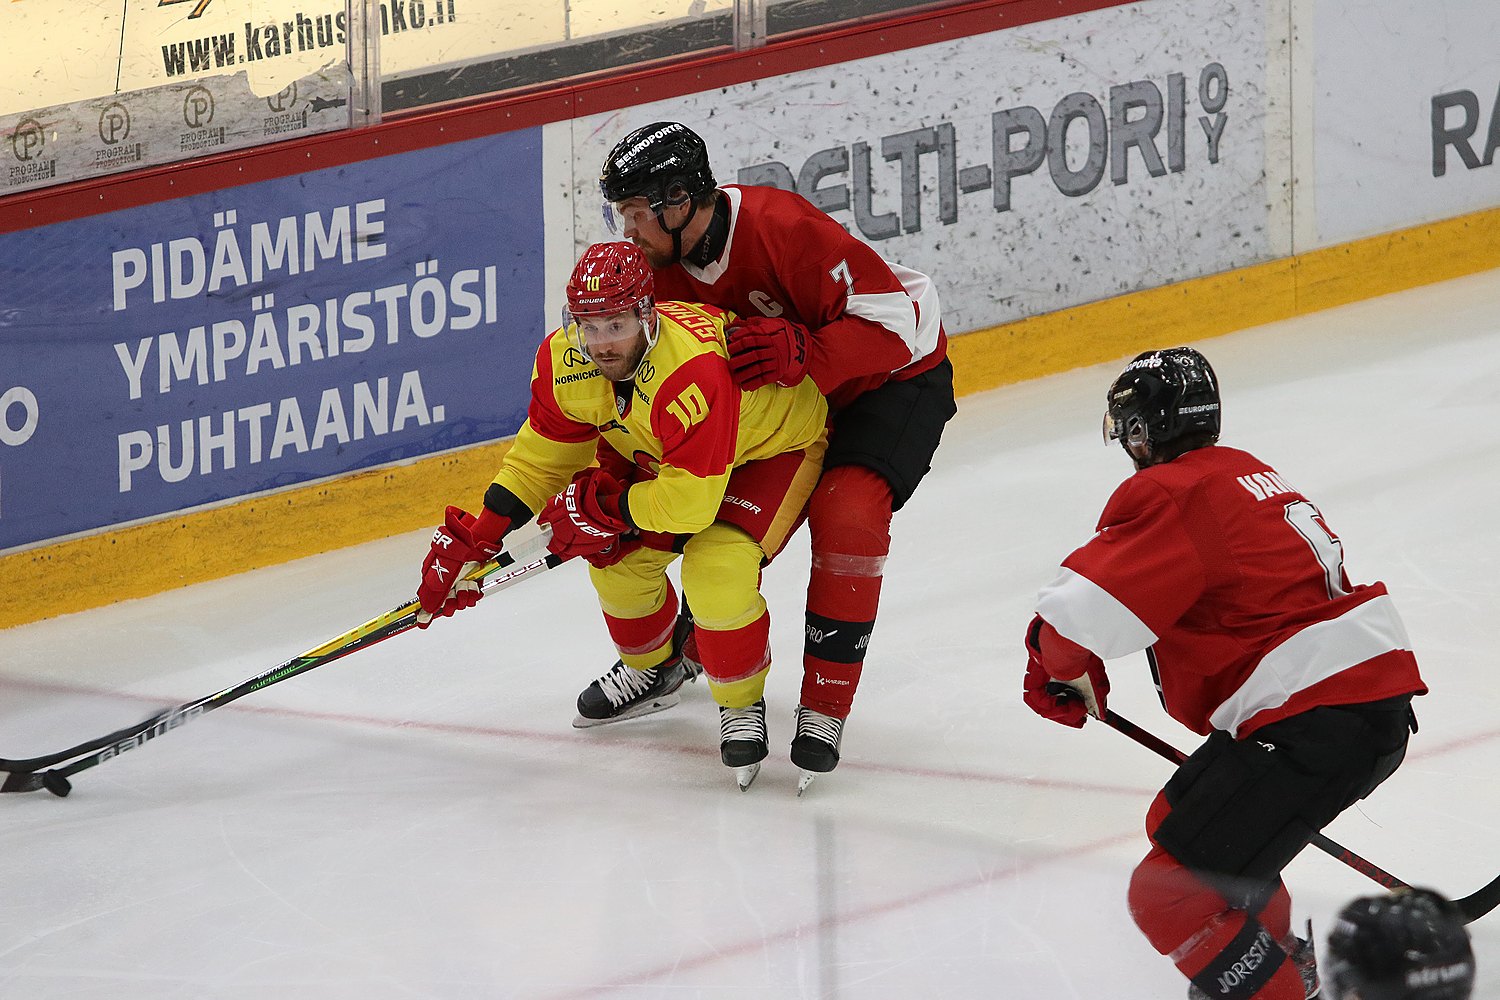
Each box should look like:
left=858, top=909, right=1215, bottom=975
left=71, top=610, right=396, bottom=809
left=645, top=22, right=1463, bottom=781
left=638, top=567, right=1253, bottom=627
left=0, top=0, right=1135, bottom=235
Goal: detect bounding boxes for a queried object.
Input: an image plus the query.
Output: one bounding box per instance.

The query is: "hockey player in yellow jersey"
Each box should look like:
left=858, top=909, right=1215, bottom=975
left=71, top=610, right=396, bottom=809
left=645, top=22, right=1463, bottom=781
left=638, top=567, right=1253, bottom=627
left=416, top=242, right=827, bottom=789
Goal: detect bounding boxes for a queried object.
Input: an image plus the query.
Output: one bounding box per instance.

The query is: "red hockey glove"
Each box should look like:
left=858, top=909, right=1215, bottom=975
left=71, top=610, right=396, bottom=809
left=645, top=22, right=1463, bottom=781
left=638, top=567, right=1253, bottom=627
left=1022, top=614, right=1110, bottom=728
left=539, top=469, right=632, bottom=564
left=416, top=505, right=509, bottom=628
left=728, top=315, right=811, bottom=390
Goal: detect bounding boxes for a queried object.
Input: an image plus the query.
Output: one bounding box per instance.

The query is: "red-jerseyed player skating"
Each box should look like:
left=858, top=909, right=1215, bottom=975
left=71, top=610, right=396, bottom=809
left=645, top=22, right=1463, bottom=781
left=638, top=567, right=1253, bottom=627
left=599, top=121, right=956, bottom=792
left=1024, top=347, right=1426, bottom=1000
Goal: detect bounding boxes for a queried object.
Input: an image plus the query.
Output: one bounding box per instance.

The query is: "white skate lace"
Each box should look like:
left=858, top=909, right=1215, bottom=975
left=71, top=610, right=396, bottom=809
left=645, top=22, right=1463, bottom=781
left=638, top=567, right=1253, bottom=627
left=720, top=704, right=766, bottom=742
left=795, top=706, right=844, bottom=748
left=597, top=663, right=658, bottom=708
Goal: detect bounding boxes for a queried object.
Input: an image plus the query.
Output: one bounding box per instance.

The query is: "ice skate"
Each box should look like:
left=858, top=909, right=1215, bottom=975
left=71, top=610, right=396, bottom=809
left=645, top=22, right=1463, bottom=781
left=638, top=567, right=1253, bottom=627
left=719, top=700, right=768, bottom=791
left=790, top=704, right=845, bottom=796
left=1187, top=922, right=1318, bottom=999
left=573, top=611, right=700, bottom=728
left=1284, top=923, right=1320, bottom=998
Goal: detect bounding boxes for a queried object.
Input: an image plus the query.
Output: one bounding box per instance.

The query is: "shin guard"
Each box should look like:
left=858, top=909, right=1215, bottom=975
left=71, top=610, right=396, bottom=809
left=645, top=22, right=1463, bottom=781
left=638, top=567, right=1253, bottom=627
left=695, top=610, right=772, bottom=709
left=802, top=467, right=892, bottom=718
left=602, top=589, right=679, bottom=670
left=1130, top=837, right=1302, bottom=999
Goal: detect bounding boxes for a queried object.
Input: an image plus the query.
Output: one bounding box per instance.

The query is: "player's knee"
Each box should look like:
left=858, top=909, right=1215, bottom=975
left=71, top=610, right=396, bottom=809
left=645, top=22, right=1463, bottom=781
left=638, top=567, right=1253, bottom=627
left=681, top=524, right=764, bottom=630
left=588, top=546, right=676, bottom=617
left=810, top=464, right=888, bottom=566
left=591, top=570, right=672, bottom=620
left=811, top=464, right=894, bottom=514
left=1128, top=855, right=1175, bottom=952
left=1128, top=847, right=1222, bottom=956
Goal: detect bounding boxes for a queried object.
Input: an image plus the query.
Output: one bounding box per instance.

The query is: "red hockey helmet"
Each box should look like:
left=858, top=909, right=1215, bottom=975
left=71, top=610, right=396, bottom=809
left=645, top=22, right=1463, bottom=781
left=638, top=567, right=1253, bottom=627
left=566, top=241, right=655, bottom=318
left=562, top=242, right=659, bottom=375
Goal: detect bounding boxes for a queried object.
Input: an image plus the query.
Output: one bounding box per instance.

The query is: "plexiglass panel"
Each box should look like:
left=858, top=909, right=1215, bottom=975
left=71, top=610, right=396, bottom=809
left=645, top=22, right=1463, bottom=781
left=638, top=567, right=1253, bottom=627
left=380, top=0, right=735, bottom=112
left=1, top=0, right=353, bottom=195
left=0, top=0, right=964, bottom=194
left=766, top=0, right=962, bottom=37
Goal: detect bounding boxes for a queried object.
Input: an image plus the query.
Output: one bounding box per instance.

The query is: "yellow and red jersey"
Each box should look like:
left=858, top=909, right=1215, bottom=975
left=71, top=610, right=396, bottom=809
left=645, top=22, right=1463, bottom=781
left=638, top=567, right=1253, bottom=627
left=493, top=300, right=828, bottom=535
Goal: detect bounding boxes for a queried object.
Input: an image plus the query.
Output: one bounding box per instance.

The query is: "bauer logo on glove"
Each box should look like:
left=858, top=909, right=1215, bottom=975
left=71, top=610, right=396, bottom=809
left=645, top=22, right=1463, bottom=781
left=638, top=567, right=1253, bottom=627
left=540, top=469, right=633, bottom=561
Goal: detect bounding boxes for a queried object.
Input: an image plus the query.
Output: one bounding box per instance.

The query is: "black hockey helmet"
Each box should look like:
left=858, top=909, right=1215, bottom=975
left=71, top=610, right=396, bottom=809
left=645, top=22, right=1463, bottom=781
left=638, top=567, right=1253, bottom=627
left=1104, top=347, right=1221, bottom=465
left=1325, top=888, right=1474, bottom=1000
left=600, top=121, right=717, bottom=217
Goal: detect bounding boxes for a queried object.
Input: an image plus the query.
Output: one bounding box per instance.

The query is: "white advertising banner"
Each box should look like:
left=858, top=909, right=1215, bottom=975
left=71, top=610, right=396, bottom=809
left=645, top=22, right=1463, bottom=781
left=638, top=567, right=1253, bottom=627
left=1311, top=0, right=1500, bottom=247
left=553, top=0, right=1285, bottom=334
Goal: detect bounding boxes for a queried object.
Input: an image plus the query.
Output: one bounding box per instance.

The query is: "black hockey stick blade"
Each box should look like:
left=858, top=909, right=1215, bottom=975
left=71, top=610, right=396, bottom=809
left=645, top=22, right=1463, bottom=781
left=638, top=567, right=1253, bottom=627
left=1452, top=875, right=1500, bottom=923
left=1098, top=708, right=1499, bottom=924
left=0, top=705, right=179, bottom=776
left=0, top=768, right=75, bottom=797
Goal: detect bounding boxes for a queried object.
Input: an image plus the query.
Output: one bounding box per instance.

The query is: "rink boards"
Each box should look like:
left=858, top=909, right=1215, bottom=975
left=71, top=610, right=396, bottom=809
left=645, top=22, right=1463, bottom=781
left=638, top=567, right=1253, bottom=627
left=0, top=0, right=1498, bottom=626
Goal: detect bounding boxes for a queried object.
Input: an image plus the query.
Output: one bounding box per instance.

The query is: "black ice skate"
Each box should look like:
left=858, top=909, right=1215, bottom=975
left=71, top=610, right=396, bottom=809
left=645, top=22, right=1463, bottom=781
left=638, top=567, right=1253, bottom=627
left=572, top=612, right=700, bottom=728
left=790, top=705, right=846, bottom=796
left=1187, top=922, right=1319, bottom=1000
left=718, top=699, right=768, bottom=791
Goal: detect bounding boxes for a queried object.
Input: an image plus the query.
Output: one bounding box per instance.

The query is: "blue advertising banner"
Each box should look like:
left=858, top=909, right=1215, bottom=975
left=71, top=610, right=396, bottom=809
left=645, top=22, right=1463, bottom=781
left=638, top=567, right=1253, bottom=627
left=0, top=128, right=544, bottom=552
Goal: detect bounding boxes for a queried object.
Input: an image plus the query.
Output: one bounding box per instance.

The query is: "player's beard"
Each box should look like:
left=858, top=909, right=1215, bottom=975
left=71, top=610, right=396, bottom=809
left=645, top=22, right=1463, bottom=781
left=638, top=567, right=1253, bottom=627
left=593, top=339, right=646, bottom=382
left=632, top=237, right=675, bottom=268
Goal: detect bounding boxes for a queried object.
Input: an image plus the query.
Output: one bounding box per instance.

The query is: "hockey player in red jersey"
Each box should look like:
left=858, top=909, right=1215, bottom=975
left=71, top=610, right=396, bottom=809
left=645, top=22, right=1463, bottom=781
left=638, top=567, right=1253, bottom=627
left=1022, top=348, right=1426, bottom=1000
left=599, top=121, right=956, bottom=791
left=415, top=242, right=828, bottom=789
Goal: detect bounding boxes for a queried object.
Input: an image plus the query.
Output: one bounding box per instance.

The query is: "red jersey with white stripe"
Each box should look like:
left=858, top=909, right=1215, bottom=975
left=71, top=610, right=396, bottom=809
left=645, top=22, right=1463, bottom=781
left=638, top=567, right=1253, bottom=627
left=651, top=185, right=946, bottom=411
left=1035, top=446, right=1425, bottom=738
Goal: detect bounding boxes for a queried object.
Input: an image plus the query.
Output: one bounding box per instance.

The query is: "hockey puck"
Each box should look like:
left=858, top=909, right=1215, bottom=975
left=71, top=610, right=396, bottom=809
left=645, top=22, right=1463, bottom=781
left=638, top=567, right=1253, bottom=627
left=40, top=772, right=72, bottom=798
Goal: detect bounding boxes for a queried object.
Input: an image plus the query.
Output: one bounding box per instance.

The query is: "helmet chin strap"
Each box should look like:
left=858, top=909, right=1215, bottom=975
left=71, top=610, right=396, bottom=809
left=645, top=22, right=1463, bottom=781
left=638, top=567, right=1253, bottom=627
left=658, top=199, right=700, bottom=264
left=621, top=307, right=660, bottom=382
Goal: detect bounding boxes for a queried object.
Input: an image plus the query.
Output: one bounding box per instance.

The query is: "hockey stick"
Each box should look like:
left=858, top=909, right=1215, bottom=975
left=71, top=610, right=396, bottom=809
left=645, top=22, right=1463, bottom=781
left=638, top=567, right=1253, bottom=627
left=1101, top=708, right=1500, bottom=923
left=0, top=535, right=565, bottom=798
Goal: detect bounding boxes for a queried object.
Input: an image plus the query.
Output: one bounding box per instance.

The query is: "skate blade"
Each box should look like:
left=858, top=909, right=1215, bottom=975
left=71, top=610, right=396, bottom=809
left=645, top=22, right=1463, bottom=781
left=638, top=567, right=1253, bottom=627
left=796, top=770, right=816, bottom=796
left=571, top=691, right=682, bottom=729
left=734, top=761, right=761, bottom=791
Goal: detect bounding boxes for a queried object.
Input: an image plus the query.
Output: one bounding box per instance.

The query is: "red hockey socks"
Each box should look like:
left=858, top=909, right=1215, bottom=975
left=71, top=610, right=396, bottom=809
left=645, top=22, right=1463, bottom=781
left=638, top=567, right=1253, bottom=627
left=1169, top=909, right=1303, bottom=999
left=800, top=466, right=893, bottom=718
left=602, top=589, right=679, bottom=670
left=694, top=610, right=772, bottom=708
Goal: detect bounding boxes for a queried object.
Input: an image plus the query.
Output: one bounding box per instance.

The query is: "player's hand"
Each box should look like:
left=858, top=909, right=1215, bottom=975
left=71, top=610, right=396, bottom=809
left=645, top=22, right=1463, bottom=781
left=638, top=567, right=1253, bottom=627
left=727, top=315, right=811, bottom=390
left=540, top=469, right=632, bottom=563
left=416, top=505, right=508, bottom=628
left=1022, top=614, right=1110, bottom=727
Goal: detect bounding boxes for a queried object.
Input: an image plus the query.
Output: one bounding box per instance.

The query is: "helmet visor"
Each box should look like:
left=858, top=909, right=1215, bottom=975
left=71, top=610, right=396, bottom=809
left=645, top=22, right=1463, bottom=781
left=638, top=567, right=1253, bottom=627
left=601, top=197, right=656, bottom=237
left=1103, top=408, right=1122, bottom=443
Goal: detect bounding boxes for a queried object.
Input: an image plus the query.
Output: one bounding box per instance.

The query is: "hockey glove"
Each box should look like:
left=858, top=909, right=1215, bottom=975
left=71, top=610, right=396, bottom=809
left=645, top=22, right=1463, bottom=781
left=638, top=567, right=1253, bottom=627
left=1022, top=614, right=1110, bottom=728
left=539, top=468, right=632, bottom=565
left=416, top=505, right=510, bottom=628
left=727, top=315, right=811, bottom=390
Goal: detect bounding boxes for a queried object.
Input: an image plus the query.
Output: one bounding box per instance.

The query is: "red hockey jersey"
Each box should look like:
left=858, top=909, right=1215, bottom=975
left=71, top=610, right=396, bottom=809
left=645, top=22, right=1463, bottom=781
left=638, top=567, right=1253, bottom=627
left=1035, top=446, right=1425, bottom=738
left=651, top=185, right=946, bottom=411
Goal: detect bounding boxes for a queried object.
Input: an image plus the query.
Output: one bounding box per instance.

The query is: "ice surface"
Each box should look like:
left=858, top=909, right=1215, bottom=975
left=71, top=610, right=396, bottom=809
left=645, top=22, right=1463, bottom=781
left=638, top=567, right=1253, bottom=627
left=3, top=270, right=1499, bottom=998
